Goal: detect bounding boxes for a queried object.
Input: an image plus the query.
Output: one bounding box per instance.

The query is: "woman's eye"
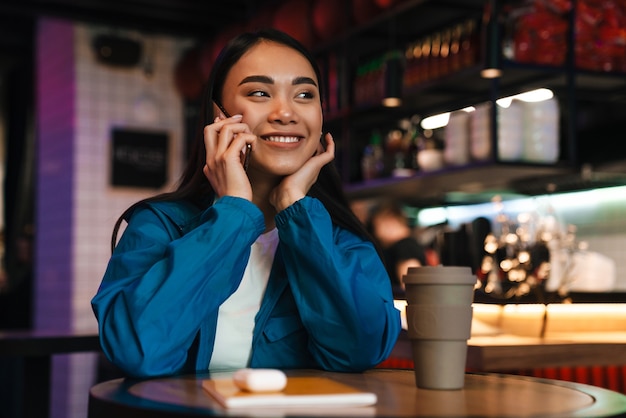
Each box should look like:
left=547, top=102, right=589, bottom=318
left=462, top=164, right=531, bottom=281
left=296, top=91, right=315, bottom=100
left=249, top=90, right=269, bottom=98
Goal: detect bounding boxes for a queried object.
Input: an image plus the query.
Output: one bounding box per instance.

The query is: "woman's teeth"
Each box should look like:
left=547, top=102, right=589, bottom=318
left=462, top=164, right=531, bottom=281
left=265, top=136, right=299, bottom=143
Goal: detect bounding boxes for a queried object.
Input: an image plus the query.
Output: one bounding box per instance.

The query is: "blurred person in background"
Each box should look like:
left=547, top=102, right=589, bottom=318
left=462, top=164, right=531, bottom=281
left=367, top=200, right=435, bottom=296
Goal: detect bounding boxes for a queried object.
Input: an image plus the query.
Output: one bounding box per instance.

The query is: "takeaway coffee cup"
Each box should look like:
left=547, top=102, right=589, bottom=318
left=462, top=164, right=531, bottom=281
left=403, top=266, right=477, bottom=390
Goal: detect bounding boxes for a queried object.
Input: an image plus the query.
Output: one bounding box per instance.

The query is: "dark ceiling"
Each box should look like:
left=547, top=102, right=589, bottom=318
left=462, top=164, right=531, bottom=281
left=0, top=0, right=279, bottom=72
left=0, top=0, right=280, bottom=38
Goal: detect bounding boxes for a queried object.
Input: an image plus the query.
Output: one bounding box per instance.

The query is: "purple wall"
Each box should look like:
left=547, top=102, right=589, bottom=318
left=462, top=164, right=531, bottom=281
left=35, top=18, right=75, bottom=418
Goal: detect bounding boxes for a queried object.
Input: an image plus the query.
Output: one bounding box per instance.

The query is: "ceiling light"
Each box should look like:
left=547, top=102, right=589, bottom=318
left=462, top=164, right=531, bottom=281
left=382, top=51, right=403, bottom=107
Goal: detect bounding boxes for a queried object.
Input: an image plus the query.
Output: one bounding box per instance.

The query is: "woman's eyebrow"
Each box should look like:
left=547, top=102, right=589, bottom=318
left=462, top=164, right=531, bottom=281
left=238, top=75, right=318, bottom=87
left=239, top=75, right=272, bottom=85
left=293, top=76, right=317, bottom=87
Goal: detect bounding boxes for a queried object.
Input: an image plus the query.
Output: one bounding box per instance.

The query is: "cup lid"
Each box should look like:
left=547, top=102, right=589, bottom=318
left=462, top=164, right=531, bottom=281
left=403, top=266, right=476, bottom=285
left=406, top=266, right=472, bottom=276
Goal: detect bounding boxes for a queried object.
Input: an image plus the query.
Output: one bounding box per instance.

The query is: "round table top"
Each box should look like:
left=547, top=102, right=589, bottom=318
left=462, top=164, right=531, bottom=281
left=88, top=369, right=626, bottom=417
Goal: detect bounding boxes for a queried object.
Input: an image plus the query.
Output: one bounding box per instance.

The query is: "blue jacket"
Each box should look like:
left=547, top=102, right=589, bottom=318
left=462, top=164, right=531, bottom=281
left=92, top=196, right=401, bottom=378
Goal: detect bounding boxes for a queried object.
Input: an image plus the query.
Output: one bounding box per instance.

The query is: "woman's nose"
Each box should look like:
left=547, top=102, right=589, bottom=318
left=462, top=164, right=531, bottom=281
left=269, top=99, right=297, bottom=123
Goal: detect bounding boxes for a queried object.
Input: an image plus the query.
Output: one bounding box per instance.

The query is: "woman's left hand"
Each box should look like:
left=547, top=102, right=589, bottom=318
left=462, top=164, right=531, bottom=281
left=269, top=132, right=335, bottom=212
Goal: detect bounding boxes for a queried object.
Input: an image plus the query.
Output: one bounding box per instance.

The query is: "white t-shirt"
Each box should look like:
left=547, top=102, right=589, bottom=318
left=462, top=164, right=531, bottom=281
left=208, top=228, right=279, bottom=372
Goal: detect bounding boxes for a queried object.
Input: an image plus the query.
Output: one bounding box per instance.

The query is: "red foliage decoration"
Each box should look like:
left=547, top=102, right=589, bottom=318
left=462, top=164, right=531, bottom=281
left=272, top=0, right=316, bottom=49
left=312, top=0, right=347, bottom=41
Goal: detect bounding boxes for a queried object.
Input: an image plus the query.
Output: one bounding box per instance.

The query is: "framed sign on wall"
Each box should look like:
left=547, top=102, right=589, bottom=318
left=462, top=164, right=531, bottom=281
left=111, top=128, right=169, bottom=189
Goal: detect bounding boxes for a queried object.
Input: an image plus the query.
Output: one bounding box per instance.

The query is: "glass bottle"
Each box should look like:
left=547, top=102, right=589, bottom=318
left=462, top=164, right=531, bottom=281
left=361, top=130, right=385, bottom=181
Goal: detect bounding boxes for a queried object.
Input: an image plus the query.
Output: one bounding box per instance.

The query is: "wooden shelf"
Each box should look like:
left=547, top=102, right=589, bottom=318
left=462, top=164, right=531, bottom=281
left=344, top=162, right=573, bottom=205
left=317, top=0, right=626, bottom=205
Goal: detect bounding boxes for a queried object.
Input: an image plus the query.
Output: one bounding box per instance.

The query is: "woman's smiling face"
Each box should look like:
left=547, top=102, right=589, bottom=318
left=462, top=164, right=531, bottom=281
left=219, top=40, right=324, bottom=177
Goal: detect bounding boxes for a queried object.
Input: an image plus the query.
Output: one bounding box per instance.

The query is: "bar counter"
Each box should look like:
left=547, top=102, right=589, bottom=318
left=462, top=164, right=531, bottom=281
left=390, top=330, right=626, bottom=372
left=384, top=301, right=626, bottom=395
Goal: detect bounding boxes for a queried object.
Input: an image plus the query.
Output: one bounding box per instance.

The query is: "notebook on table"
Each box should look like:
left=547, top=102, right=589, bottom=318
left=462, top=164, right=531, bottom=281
left=202, top=376, right=377, bottom=409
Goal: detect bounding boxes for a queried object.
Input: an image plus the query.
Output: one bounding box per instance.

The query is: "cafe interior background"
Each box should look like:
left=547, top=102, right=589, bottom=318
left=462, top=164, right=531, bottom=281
left=1, top=0, right=625, bottom=417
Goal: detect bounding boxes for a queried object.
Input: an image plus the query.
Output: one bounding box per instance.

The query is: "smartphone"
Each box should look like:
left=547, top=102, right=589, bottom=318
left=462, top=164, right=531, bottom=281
left=213, top=100, right=252, bottom=171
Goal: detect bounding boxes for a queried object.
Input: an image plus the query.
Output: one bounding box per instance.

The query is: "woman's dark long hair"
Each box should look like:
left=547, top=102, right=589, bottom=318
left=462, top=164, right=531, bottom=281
left=110, top=28, right=377, bottom=253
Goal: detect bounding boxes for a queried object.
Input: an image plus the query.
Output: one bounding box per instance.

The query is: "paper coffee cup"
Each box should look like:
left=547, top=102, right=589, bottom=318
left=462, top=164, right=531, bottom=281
left=402, top=266, right=476, bottom=390
left=412, top=340, right=468, bottom=390
left=406, top=305, right=473, bottom=340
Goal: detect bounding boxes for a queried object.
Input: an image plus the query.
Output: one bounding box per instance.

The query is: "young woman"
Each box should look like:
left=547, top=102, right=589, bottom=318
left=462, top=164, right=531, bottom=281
left=91, top=28, right=400, bottom=378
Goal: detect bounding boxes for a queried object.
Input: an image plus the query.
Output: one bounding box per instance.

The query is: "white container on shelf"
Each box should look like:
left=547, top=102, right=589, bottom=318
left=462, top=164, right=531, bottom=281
left=497, top=99, right=524, bottom=162
left=469, top=102, right=492, bottom=161
left=522, top=97, right=560, bottom=163
left=444, top=110, right=470, bottom=166
left=417, top=149, right=444, bottom=171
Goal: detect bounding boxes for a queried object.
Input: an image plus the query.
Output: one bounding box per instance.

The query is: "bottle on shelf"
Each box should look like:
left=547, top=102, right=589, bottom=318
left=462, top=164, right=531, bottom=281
left=388, top=118, right=418, bottom=178
left=361, top=130, right=385, bottom=181
left=460, top=19, right=479, bottom=69
left=449, top=23, right=463, bottom=73
left=405, top=115, right=422, bottom=173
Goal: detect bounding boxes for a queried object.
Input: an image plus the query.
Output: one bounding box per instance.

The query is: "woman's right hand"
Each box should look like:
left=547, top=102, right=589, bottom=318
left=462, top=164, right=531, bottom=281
left=203, top=114, right=255, bottom=200
left=269, top=132, right=335, bottom=212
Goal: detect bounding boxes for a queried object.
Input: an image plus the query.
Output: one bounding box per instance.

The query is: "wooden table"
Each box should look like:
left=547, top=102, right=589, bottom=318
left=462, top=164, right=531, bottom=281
left=0, top=329, right=101, bottom=418
left=391, top=330, right=626, bottom=371
left=88, top=368, right=626, bottom=417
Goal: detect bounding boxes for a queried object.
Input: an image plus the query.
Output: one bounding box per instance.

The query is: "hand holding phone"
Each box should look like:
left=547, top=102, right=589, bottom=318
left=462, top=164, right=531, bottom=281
left=214, top=100, right=252, bottom=170
left=203, top=102, right=254, bottom=200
